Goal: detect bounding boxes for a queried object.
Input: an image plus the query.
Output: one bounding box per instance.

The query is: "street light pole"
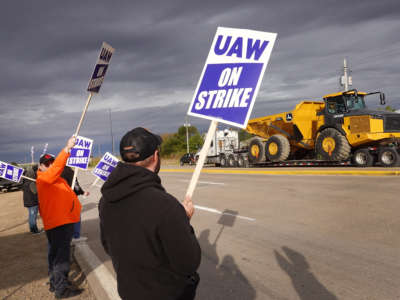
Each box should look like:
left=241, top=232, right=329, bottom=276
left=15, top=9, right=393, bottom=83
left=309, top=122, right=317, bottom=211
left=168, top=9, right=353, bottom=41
left=184, top=116, right=191, bottom=153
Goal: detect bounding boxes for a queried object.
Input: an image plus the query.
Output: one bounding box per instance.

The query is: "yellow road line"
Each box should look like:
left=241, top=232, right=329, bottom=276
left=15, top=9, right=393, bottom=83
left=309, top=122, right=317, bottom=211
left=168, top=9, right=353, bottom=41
left=160, top=168, right=400, bottom=176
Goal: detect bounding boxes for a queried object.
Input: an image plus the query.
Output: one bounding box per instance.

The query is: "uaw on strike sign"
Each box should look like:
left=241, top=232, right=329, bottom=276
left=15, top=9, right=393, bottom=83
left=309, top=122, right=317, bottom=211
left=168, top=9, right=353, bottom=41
left=67, top=136, right=93, bottom=170
left=92, top=152, right=119, bottom=181
left=87, top=42, right=115, bottom=93
left=0, top=161, right=24, bottom=183
left=188, top=27, right=277, bottom=128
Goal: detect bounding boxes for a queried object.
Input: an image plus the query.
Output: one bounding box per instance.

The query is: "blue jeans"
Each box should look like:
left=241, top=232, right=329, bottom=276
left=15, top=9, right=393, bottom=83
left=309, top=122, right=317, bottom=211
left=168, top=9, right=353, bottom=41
left=28, top=206, right=39, bottom=232
left=73, top=219, right=81, bottom=239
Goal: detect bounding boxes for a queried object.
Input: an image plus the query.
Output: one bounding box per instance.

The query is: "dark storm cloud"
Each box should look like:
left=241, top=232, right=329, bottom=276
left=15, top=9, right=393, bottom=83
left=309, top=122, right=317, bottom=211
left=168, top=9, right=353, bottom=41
left=1, top=0, right=400, bottom=162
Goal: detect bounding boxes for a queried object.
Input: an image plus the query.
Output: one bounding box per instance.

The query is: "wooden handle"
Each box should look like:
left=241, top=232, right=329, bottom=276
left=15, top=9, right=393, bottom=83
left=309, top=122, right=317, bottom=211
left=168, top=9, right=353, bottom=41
left=75, top=93, right=93, bottom=136
left=185, top=120, right=218, bottom=198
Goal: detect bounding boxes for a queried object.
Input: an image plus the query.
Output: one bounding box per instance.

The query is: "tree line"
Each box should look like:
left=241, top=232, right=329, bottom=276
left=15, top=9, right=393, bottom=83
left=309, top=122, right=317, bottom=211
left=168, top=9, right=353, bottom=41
left=159, top=126, right=254, bottom=157
left=160, top=126, right=204, bottom=157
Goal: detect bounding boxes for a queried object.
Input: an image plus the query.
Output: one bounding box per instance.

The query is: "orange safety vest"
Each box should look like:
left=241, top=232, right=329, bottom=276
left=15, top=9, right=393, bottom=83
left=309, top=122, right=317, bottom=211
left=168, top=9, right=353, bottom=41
left=37, top=150, right=81, bottom=230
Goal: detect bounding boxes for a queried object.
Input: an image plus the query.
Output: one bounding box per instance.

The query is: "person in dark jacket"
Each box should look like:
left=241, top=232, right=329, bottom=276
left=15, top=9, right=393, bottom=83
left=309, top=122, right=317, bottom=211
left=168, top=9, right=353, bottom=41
left=61, top=166, right=89, bottom=243
left=99, top=127, right=201, bottom=300
left=22, top=164, right=41, bottom=234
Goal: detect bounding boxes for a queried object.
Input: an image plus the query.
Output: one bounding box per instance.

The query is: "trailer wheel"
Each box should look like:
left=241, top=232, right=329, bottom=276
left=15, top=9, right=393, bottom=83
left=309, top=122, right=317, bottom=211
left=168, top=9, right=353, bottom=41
left=237, top=155, right=249, bottom=168
left=248, top=137, right=265, bottom=163
left=378, top=147, right=399, bottom=167
left=265, top=135, right=290, bottom=162
left=352, top=148, right=374, bottom=167
left=220, top=155, right=227, bottom=167
left=315, top=128, right=351, bottom=161
left=227, top=155, right=237, bottom=167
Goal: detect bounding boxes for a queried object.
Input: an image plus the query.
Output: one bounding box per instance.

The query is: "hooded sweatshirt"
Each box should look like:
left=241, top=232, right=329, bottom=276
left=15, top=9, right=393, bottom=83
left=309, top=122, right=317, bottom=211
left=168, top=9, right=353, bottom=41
left=99, top=162, right=201, bottom=300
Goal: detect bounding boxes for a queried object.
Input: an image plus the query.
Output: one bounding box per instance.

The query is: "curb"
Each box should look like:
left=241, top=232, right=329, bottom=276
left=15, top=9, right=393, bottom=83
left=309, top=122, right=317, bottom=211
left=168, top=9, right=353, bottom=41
left=73, top=242, right=121, bottom=300
left=160, top=168, right=400, bottom=176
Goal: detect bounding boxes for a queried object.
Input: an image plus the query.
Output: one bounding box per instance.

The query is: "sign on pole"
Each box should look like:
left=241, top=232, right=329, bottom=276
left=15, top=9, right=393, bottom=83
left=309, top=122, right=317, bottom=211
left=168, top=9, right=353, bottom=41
left=0, top=161, right=24, bottom=183
left=67, top=136, right=93, bottom=170
left=75, top=42, right=115, bottom=137
left=87, top=42, right=115, bottom=94
left=186, top=27, right=277, bottom=197
left=188, top=27, right=276, bottom=128
left=71, top=42, right=114, bottom=190
left=92, top=152, right=119, bottom=182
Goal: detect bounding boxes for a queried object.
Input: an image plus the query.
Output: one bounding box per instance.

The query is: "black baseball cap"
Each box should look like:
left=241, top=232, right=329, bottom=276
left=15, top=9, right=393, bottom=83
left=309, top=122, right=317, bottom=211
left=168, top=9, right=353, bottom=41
left=120, top=127, right=163, bottom=162
left=39, top=153, right=55, bottom=165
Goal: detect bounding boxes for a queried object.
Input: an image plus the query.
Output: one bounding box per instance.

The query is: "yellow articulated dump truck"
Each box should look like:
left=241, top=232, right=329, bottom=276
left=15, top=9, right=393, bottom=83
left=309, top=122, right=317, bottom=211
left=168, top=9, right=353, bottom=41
left=245, top=89, right=400, bottom=167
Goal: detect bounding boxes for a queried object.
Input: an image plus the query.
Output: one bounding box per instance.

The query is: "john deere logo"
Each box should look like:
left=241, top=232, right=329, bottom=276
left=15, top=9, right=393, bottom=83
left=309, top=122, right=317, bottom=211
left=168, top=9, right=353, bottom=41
left=286, top=113, right=293, bottom=121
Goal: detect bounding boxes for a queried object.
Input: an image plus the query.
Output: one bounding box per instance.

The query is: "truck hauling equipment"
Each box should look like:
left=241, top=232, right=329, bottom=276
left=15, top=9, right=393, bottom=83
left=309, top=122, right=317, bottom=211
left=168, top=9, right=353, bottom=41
left=199, top=89, right=400, bottom=167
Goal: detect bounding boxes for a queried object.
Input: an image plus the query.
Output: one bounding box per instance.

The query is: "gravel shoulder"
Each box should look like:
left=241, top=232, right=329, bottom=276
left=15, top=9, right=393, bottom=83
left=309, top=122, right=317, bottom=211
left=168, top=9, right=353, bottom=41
left=0, top=190, right=95, bottom=300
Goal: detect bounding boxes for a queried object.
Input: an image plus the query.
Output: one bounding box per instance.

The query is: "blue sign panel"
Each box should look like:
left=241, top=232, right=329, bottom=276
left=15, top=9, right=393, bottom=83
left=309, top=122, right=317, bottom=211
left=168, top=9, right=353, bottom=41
left=188, top=27, right=277, bottom=128
left=192, top=63, right=263, bottom=125
left=92, top=152, right=119, bottom=181
left=4, top=165, right=24, bottom=182
left=67, top=136, right=93, bottom=170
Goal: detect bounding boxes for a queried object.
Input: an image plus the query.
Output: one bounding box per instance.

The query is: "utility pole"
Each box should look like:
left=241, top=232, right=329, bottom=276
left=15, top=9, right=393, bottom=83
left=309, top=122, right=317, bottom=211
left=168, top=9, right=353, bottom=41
left=184, top=116, right=191, bottom=153
left=30, top=146, right=34, bottom=164
left=340, top=58, right=352, bottom=92
left=108, top=108, right=114, bottom=155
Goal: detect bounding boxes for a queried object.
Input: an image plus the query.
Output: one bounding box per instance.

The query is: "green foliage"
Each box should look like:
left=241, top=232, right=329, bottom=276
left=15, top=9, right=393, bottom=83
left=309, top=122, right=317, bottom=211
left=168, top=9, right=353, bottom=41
left=385, top=105, right=396, bottom=112
left=238, top=129, right=254, bottom=142
left=89, top=156, right=101, bottom=168
left=161, top=126, right=203, bottom=156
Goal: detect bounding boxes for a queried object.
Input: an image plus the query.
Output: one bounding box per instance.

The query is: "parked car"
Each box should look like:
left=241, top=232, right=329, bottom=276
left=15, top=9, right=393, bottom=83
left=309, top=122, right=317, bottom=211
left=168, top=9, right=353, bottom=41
left=0, top=177, right=23, bottom=193
left=180, top=153, right=196, bottom=166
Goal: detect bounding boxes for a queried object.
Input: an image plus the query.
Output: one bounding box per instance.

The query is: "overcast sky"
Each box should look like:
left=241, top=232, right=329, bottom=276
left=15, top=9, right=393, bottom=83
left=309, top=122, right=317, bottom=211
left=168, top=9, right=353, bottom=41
left=1, top=0, right=400, bottom=162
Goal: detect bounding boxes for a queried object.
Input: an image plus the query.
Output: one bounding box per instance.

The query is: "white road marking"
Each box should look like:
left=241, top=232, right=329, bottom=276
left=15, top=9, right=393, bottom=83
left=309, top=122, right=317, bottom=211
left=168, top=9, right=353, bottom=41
left=194, top=205, right=256, bottom=222
left=179, top=179, right=225, bottom=186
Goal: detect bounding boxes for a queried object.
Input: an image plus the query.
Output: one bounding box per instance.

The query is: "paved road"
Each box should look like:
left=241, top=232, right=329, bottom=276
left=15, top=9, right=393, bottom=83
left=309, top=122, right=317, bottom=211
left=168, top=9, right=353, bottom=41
left=76, top=167, right=400, bottom=300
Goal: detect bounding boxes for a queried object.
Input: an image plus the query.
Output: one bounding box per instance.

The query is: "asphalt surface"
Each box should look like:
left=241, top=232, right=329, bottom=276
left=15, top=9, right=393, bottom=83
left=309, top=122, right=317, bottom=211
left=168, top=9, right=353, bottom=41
left=76, top=166, right=400, bottom=300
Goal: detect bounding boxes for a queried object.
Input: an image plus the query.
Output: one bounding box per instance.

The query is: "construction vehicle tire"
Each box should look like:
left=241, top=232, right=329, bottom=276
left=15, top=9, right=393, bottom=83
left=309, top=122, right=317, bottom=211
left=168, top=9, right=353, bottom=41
left=248, top=137, right=265, bottom=163
left=220, top=155, right=227, bottom=167
left=227, top=154, right=237, bottom=167
left=265, top=135, right=290, bottom=162
left=315, top=128, right=351, bottom=161
left=378, top=147, right=399, bottom=167
left=352, top=148, right=374, bottom=167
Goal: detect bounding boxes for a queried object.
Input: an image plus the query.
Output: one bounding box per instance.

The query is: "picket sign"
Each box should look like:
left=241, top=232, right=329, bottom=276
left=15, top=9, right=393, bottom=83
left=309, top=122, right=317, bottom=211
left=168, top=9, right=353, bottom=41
left=68, top=136, right=93, bottom=190
left=88, top=152, right=119, bottom=190
left=186, top=27, right=277, bottom=198
left=70, top=42, right=114, bottom=190
left=0, top=161, right=25, bottom=183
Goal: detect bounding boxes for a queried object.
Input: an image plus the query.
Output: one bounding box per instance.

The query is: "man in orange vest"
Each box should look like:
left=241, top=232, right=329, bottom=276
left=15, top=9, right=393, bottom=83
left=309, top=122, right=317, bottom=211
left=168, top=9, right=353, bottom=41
left=37, top=136, right=83, bottom=299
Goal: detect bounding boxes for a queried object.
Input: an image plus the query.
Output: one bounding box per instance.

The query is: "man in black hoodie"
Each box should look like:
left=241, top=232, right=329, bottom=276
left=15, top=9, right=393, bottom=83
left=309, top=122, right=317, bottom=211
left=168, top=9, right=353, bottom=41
left=99, top=127, right=201, bottom=300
